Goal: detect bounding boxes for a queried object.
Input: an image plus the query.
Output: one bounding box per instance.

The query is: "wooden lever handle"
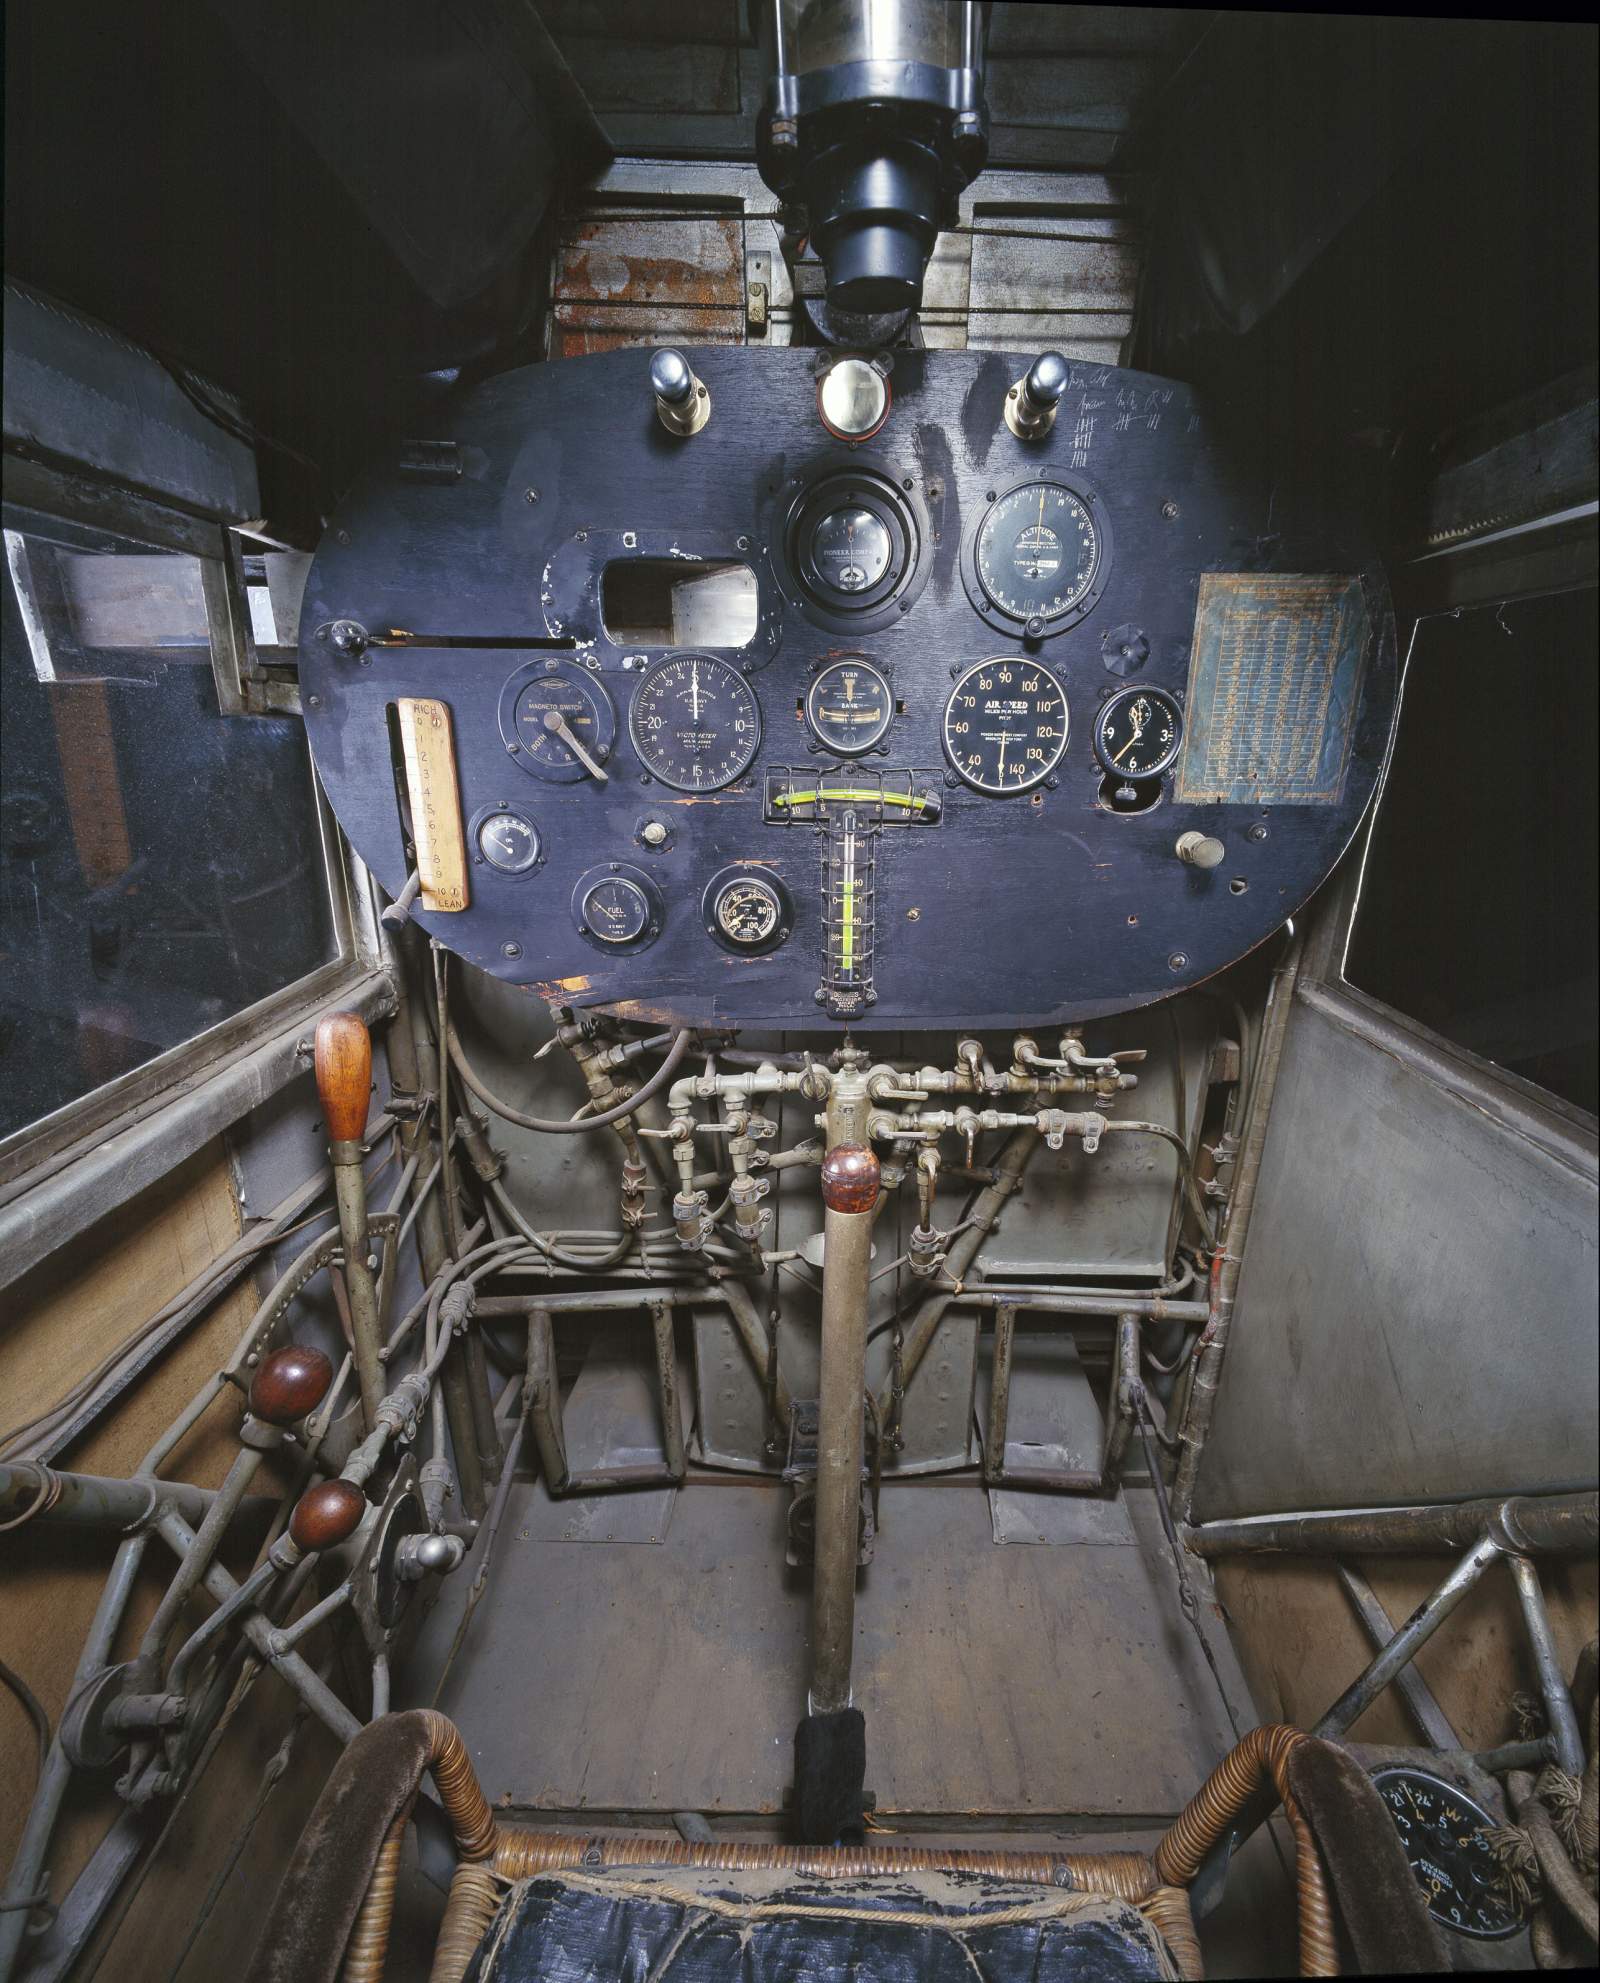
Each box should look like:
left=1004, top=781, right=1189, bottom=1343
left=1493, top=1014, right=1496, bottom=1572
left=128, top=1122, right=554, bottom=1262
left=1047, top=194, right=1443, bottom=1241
left=314, top=1011, right=372, bottom=1144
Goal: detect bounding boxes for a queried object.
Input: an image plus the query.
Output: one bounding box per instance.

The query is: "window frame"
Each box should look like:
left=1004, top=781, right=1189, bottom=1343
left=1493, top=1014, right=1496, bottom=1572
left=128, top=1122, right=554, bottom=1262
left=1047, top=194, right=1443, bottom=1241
left=0, top=454, right=392, bottom=1211
left=1301, top=520, right=1599, bottom=1159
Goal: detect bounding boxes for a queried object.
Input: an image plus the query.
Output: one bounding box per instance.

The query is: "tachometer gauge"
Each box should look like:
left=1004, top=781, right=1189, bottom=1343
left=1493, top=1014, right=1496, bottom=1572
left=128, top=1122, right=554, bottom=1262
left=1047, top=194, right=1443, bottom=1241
left=973, top=478, right=1105, bottom=631
left=1370, top=1769, right=1521, bottom=1940
left=1094, top=687, right=1183, bottom=779
left=806, top=658, right=893, bottom=755
left=629, top=653, right=762, bottom=791
left=943, top=658, right=1069, bottom=795
left=498, top=663, right=616, bottom=783
left=703, top=866, right=791, bottom=953
left=473, top=807, right=540, bottom=875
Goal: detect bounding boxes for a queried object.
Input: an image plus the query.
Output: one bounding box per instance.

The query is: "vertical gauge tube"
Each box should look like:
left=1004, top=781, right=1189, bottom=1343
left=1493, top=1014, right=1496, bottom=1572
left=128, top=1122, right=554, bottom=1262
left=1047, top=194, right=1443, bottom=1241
left=822, top=810, right=876, bottom=1017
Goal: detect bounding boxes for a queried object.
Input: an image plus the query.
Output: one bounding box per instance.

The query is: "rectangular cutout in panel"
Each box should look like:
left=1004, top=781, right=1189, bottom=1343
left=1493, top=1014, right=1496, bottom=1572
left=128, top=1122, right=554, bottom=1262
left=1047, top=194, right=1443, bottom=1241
left=1174, top=573, right=1369, bottom=806
left=601, top=558, right=758, bottom=649
left=394, top=697, right=469, bottom=912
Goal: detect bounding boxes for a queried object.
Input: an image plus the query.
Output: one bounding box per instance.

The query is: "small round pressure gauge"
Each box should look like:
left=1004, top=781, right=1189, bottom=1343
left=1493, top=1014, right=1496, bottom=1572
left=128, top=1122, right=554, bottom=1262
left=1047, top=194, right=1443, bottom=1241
left=1094, top=687, right=1183, bottom=779
left=571, top=863, right=664, bottom=953
left=473, top=807, right=541, bottom=875
left=806, top=657, right=893, bottom=755
left=703, top=866, right=791, bottom=954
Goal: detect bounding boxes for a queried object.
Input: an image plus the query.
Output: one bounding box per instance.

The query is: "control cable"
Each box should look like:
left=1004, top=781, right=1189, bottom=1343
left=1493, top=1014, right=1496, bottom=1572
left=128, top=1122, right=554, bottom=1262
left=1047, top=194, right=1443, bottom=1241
left=447, top=1020, right=693, bottom=1134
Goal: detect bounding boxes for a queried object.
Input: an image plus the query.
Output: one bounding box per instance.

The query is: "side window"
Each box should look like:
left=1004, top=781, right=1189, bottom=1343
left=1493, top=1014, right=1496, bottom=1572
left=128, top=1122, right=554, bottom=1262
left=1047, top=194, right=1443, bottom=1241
left=1343, top=585, right=1597, bottom=1116
left=0, top=508, right=338, bottom=1143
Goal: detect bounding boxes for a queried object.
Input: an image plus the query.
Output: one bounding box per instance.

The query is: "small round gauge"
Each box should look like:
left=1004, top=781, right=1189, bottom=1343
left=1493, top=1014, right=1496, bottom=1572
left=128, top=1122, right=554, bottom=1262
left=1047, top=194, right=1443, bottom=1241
left=629, top=653, right=761, bottom=791
left=499, top=664, right=616, bottom=783
left=1094, top=687, right=1183, bottom=779
left=811, top=508, right=891, bottom=596
left=703, top=867, right=791, bottom=953
left=943, top=657, right=1069, bottom=795
left=974, top=479, right=1104, bottom=629
left=806, top=658, right=893, bottom=755
left=474, top=808, right=540, bottom=875
left=1371, top=1768, right=1522, bottom=1940
left=571, top=862, right=665, bottom=954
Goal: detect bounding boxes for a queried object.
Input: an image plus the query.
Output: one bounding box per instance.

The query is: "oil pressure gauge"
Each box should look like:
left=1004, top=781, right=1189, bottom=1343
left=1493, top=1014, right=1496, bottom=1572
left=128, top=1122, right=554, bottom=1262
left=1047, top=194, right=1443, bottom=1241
left=703, top=866, right=791, bottom=953
left=806, top=657, right=893, bottom=755
left=471, top=806, right=541, bottom=876
left=1094, top=687, right=1183, bottom=779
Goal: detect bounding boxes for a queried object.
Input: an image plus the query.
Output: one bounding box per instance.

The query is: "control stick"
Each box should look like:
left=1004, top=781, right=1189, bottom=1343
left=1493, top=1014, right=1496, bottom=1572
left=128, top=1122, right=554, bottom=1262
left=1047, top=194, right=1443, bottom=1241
left=315, top=1011, right=386, bottom=1430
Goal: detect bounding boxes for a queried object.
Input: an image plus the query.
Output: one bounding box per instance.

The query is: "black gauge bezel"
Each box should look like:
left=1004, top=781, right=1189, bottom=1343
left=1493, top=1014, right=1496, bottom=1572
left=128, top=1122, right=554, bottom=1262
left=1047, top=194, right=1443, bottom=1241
left=778, top=461, right=930, bottom=634
left=497, top=660, right=617, bottom=784
left=1093, top=686, right=1184, bottom=780
left=1369, top=1767, right=1522, bottom=1940
left=571, top=861, right=664, bottom=955
left=627, top=652, right=763, bottom=792
left=468, top=802, right=543, bottom=878
left=963, top=469, right=1112, bottom=638
left=942, top=655, right=1071, bottom=796
left=702, top=865, right=793, bottom=955
left=805, top=656, right=894, bottom=756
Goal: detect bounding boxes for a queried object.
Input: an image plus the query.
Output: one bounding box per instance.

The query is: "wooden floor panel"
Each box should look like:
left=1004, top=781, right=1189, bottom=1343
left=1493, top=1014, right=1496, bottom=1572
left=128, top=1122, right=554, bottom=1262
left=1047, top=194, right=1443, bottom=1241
left=412, top=1477, right=1251, bottom=1821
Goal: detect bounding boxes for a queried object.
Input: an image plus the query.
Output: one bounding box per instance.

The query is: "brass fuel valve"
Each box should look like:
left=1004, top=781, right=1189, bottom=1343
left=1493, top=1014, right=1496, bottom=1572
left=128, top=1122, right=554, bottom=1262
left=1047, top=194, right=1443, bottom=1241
left=672, top=1190, right=713, bottom=1251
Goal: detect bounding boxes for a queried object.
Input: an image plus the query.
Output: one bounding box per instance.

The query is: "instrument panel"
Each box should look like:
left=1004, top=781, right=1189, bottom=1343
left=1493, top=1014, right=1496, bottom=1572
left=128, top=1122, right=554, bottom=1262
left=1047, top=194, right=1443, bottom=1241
left=300, top=347, right=1396, bottom=1029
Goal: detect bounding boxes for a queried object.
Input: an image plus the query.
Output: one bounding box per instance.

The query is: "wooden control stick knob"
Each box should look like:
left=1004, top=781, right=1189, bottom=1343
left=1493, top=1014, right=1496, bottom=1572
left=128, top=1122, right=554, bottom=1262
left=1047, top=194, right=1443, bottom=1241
left=289, top=1478, right=368, bottom=1554
left=249, top=1345, right=334, bottom=1425
left=314, top=1011, right=372, bottom=1145
left=820, top=1144, right=880, bottom=1215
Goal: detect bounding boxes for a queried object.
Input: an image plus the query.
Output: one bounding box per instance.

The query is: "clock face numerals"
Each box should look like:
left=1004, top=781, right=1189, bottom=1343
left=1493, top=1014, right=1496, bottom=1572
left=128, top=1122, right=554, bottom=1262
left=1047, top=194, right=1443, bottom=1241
left=629, top=653, right=762, bottom=791
left=1094, top=687, right=1183, bottom=778
left=944, top=658, right=1069, bottom=795
left=1371, top=1769, right=1523, bottom=1939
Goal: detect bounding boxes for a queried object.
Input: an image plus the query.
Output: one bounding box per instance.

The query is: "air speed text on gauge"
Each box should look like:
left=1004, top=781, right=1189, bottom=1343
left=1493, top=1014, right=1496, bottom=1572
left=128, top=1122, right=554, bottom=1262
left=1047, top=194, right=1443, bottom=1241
left=943, top=658, right=1069, bottom=794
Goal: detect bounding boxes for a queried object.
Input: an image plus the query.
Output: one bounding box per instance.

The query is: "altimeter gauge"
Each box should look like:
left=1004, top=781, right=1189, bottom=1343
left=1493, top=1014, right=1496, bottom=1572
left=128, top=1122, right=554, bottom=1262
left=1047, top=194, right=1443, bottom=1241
left=969, top=476, right=1108, bottom=634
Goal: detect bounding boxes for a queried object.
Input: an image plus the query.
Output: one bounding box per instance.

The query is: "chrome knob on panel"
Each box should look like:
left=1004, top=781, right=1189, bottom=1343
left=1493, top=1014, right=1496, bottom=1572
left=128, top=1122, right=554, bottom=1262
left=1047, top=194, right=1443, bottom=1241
left=650, top=347, right=711, bottom=436
left=1005, top=350, right=1069, bottom=439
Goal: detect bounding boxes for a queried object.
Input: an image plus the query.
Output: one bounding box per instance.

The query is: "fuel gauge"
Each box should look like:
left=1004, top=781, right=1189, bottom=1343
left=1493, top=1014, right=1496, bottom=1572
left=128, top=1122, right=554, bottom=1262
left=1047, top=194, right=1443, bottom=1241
left=806, top=658, right=893, bottom=755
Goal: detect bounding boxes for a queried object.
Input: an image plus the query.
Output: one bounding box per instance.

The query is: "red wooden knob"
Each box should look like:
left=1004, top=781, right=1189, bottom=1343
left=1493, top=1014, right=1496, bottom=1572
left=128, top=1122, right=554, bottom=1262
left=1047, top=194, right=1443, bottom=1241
left=314, top=1011, right=372, bottom=1144
left=289, top=1478, right=368, bottom=1553
left=820, top=1143, right=880, bottom=1214
left=249, top=1345, right=334, bottom=1426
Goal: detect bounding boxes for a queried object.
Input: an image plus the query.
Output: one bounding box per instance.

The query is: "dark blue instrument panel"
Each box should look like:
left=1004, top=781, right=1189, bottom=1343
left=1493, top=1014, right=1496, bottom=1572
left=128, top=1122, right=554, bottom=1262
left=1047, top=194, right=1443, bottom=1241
left=300, top=347, right=1396, bottom=1029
